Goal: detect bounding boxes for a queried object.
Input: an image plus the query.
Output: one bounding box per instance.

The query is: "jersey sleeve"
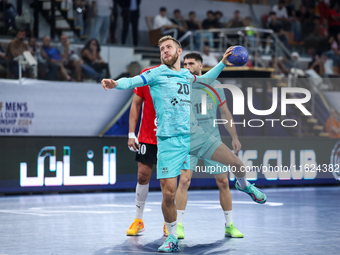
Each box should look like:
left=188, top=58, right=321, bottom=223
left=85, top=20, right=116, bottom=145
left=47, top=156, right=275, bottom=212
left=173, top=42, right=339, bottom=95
left=139, top=67, right=160, bottom=87
left=134, top=87, right=144, bottom=98
left=193, top=61, right=226, bottom=88
left=116, top=76, right=145, bottom=90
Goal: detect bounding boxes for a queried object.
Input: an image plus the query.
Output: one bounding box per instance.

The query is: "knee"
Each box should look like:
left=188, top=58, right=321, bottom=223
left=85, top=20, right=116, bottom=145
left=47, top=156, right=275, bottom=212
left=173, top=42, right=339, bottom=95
left=179, top=175, right=191, bottom=190
left=216, top=178, right=229, bottom=190
left=162, top=188, right=176, bottom=204
left=137, top=171, right=150, bottom=185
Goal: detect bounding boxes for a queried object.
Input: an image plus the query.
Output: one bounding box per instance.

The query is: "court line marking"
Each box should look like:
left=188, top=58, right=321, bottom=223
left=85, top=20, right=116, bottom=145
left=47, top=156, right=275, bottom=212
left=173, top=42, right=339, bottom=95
left=147, top=200, right=283, bottom=206
left=109, top=250, right=190, bottom=254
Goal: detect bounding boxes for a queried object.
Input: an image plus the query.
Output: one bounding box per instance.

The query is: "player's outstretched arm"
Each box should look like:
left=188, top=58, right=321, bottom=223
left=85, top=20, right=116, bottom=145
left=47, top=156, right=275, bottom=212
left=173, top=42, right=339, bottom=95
left=194, top=47, right=234, bottom=87
left=102, top=79, right=117, bottom=90
left=102, top=76, right=145, bottom=91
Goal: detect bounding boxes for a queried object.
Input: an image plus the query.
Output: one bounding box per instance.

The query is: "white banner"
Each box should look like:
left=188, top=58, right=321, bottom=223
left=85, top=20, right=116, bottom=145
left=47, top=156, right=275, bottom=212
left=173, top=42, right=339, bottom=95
left=0, top=78, right=133, bottom=136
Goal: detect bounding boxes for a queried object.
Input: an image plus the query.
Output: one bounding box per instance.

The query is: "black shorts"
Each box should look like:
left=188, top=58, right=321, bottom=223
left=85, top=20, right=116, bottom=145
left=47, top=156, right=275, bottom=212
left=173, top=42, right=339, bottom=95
left=135, top=143, right=157, bottom=164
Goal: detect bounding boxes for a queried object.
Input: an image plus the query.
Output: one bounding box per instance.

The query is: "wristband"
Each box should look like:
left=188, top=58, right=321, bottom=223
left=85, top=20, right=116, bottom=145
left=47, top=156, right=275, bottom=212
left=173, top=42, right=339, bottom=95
left=128, top=132, right=136, bottom=139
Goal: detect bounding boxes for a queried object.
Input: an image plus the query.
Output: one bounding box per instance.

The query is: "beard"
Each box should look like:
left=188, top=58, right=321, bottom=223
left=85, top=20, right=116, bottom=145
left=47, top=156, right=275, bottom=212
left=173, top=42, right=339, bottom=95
left=162, top=52, right=179, bottom=68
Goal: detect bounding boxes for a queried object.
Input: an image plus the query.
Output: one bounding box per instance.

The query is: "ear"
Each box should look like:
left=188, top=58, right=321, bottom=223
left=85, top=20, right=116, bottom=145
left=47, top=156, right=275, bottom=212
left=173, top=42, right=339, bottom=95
left=177, top=47, right=183, bottom=55
left=199, top=62, right=203, bottom=69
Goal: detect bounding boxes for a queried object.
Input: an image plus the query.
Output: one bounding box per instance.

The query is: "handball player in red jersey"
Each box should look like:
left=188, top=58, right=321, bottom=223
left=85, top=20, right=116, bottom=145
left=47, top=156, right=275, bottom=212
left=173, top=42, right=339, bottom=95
left=126, top=65, right=160, bottom=236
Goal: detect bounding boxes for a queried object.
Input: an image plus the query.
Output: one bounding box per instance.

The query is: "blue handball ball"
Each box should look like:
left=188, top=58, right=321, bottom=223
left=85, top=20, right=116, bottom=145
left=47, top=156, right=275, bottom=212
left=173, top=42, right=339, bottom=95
left=227, top=46, right=249, bottom=67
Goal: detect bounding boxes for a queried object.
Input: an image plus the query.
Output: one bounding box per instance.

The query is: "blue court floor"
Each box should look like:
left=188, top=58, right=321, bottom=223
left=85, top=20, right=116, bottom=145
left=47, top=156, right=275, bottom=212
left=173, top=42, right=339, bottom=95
left=0, top=186, right=339, bottom=255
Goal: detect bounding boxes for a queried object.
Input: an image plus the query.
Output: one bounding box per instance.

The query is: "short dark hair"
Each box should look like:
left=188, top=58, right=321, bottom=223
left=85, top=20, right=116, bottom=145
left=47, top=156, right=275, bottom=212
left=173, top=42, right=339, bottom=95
left=215, top=11, right=223, bottom=16
left=160, top=7, right=166, bottom=12
left=189, top=11, right=196, bottom=16
left=174, top=9, right=180, bottom=14
left=183, top=52, right=203, bottom=63
left=18, top=29, right=26, bottom=33
left=207, top=10, right=214, bottom=15
left=279, top=0, right=285, bottom=4
left=269, top=11, right=276, bottom=16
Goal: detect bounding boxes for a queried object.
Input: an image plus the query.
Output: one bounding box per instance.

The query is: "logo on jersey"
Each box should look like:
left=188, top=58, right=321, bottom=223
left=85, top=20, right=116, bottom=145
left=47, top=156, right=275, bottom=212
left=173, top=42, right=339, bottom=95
left=170, top=97, right=178, bottom=106
left=162, top=167, right=168, bottom=174
left=146, top=70, right=151, bottom=74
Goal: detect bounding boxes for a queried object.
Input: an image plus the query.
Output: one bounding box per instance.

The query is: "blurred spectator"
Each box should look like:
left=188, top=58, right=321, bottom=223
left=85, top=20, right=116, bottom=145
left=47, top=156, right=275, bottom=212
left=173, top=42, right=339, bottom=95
left=121, top=0, right=141, bottom=46
left=81, top=39, right=110, bottom=80
left=325, top=109, right=340, bottom=138
left=153, top=7, right=179, bottom=39
left=301, top=6, right=316, bottom=40
left=58, top=34, right=82, bottom=81
left=290, top=52, right=304, bottom=70
left=262, top=12, right=289, bottom=54
left=291, top=10, right=302, bottom=42
left=202, top=10, right=218, bottom=29
left=226, top=10, right=244, bottom=28
left=41, top=36, right=71, bottom=81
left=308, top=54, right=325, bottom=76
left=186, top=11, right=201, bottom=31
left=327, top=2, right=340, bottom=38
left=6, top=29, right=36, bottom=78
left=0, top=42, right=12, bottom=76
left=323, top=34, right=340, bottom=73
left=73, top=0, right=87, bottom=37
left=304, top=16, right=329, bottom=52
left=268, top=54, right=290, bottom=77
left=272, top=0, right=289, bottom=21
left=90, top=0, right=113, bottom=44
left=272, top=0, right=291, bottom=31
left=285, top=0, right=296, bottom=17
left=6, top=29, right=27, bottom=60
left=186, top=11, right=203, bottom=49
left=171, top=9, right=187, bottom=38
left=214, top=11, right=223, bottom=28
left=201, top=45, right=218, bottom=67
left=28, top=37, right=59, bottom=80
left=0, top=0, right=17, bottom=34
left=201, top=10, right=217, bottom=48
left=321, top=54, right=336, bottom=77
left=243, top=16, right=258, bottom=50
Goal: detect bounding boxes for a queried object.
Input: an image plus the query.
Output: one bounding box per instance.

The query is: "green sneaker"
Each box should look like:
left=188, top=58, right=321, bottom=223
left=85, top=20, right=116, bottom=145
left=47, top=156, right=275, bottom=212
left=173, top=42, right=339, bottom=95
left=176, top=222, right=184, bottom=239
left=158, top=235, right=179, bottom=252
left=225, top=222, right=244, bottom=238
left=235, top=182, right=267, bottom=204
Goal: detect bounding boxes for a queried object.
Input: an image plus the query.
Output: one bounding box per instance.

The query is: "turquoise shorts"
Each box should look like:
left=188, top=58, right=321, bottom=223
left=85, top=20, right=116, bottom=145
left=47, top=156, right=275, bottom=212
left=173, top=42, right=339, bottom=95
left=157, top=126, right=222, bottom=179
left=182, top=154, right=230, bottom=174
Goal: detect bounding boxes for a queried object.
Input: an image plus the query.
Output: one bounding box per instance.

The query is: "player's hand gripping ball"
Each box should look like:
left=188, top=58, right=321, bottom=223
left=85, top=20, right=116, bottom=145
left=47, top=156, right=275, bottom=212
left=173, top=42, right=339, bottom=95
left=227, top=46, right=249, bottom=67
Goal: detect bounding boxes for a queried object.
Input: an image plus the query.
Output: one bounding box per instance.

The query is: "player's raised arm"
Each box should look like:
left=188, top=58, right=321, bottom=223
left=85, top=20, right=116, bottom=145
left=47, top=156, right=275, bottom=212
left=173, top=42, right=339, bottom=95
left=193, top=47, right=234, bottom=87
left=102, top=76, right=145, bottom=91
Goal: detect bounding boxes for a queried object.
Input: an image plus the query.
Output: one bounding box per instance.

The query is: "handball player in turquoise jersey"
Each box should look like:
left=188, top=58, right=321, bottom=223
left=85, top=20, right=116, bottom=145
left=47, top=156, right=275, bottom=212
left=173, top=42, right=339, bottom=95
left=169, top=52, right=244, bottom=240
left=101, top=36, right=266, bottom=253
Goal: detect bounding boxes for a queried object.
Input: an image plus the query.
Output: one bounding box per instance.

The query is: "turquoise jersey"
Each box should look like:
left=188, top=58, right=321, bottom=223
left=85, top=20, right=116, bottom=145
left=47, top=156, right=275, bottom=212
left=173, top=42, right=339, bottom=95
left=191, top=80, right=226, bottom=139
left=115, top=62, right=226, bottom=137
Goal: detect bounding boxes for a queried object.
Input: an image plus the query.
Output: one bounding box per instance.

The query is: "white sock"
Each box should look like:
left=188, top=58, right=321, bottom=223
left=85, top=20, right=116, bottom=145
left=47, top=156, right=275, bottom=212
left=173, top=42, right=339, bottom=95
left=177, top=210, right=185, bottom=224
left=135, top=183, right=149, bottom=219
left=165, top=221, right=177, bottom=238
left=236, top=177, right=249, bottom=189
left=224, top=210, right=232, bottom=226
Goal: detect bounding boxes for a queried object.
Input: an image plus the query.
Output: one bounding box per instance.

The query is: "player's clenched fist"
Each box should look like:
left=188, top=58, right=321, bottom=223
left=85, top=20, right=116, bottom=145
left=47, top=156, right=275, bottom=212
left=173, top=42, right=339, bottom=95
left=101, top=79, right=118, bottom=91
left=222, top=46, right=234, bottom=66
